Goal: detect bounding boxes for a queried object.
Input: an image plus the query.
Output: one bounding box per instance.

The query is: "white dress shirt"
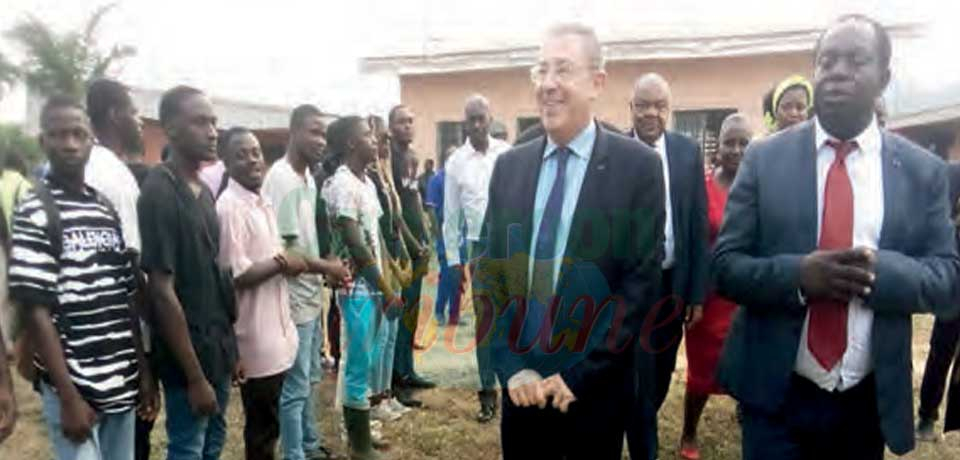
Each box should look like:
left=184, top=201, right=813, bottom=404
left=443, top=136, right=511, bottom=266
left=85, top=145, right=141, bottom=252
left=635, top=132, right=675, bottom=269
left=795, top=116, right=884, bottom=392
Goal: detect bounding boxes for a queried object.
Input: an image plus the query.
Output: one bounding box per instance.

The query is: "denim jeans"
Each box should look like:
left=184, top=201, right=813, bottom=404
left=40, top=383, right=135, bottom=460
left=280, top=318, right=322, bottom=460
left=370, top=306, right=399, bottom=395
left=434, top=241, right=466, bottom=323
left=340, top=285, right=378, bottom=410
left=163, top=377, right=231, bottom=460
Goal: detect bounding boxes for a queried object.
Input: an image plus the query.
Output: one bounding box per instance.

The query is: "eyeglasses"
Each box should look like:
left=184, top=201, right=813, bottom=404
left=530, top=61, right=591, bottom=85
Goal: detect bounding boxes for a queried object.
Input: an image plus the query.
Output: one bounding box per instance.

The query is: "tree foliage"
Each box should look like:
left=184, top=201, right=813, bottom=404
left=0, top=124, right=43, bottom=173
left=5, top=3, right=135, bottom=98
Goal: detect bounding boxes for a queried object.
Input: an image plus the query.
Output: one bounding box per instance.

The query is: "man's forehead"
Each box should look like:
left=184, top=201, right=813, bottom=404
left=230, top=133, right=259, bottom=150
left=393, top=107, right=414, bottom=121
left=633, top=77, right=671, bottom=100
left=304, top=116, right=326, bottom=131
left=540, top=33, right=588, bottom=59
left=181, top=94, right=214, bottom=116
left=820, top=20, right=877, bottom=53
left=465, top=104, right=489, bottom=117
left=44, top=108, right=89, bottom=128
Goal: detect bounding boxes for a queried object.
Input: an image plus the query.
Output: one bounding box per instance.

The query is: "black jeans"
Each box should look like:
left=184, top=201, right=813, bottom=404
left=919, top=316, right=960, bottom=421
left=240, top=372, right=287, bottom=460
left=741, top=374, right=884, bottom=460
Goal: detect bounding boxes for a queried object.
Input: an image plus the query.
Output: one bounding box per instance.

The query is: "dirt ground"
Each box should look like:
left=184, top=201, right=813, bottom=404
left=2, top=308, right=959, bottom=459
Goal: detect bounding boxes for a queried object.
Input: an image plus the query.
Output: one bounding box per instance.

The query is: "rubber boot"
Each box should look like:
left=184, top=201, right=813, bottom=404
left=343, top=406, right=381, bottom=460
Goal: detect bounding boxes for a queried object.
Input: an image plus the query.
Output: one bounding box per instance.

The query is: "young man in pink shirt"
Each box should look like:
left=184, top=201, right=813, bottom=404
left=216, top=127, right=306, bottom=460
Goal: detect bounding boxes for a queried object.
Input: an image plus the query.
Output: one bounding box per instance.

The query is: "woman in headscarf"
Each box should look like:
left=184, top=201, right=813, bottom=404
left=763, top=74, right=814, bottom=133
left=680, top=113, right=754, bottom=460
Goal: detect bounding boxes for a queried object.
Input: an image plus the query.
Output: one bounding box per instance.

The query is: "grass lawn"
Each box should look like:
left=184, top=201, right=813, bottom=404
left=2, top=305, right=959, bottom=459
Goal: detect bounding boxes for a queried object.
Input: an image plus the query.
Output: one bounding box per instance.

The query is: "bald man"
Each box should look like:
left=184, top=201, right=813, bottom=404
left=444, top=94, right=512, bottom=423
left=626, top=73, right=709, bottom=459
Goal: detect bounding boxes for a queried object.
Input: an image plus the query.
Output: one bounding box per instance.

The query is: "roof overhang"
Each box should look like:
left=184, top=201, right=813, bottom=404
left=888, top=104, right=960, bottom=130
left=361, top=24, right=923, bottom=76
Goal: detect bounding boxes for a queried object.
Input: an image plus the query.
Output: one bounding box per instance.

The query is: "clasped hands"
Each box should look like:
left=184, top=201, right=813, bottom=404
left=507, top=370, right=577, bottom=413
left=800, top=247, right=877, bottom=303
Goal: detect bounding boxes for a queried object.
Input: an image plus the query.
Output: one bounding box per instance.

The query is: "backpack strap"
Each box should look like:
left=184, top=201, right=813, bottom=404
left=216, top=169, right=229, bottom=199
left=32, top=181, right=63, bottom=259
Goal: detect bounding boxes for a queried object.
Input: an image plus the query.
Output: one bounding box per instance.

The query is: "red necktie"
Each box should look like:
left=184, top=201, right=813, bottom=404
left=808, top=139, right=857, bottom=370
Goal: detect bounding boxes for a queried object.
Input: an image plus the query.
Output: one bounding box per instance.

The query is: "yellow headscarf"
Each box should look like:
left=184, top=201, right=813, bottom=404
left=763, top=75, right=814, bottom=132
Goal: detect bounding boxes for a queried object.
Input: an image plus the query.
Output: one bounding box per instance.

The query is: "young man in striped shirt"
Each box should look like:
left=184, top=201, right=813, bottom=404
left=9, top=95, right=156, bottom=460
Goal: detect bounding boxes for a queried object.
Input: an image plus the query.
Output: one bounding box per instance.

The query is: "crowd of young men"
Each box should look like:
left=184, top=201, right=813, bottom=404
left=0, top=12, right=959, bottom=460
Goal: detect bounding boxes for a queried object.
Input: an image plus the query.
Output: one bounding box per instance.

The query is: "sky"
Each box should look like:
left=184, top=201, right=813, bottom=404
left=0, top=0, right=957, bottom=123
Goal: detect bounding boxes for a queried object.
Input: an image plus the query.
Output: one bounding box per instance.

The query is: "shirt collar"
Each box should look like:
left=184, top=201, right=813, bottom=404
left=224, top=177, right=266, bottom=205
left=814, top=115, right=881, bottom=156
left=545, top=119, right=597, bottom=160
left=463, top=137, right=499, bottom=156
left=631, top=130, right=666, bottom=152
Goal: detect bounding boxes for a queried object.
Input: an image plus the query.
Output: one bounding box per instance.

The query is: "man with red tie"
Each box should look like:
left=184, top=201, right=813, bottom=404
left=713, top=15, right=960, bottom=459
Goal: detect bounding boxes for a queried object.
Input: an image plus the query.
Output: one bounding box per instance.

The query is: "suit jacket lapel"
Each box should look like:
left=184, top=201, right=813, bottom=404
left=878, top=131, right=902, bottom=249
left=797, top=122, right=819, bottom=250
left=664, top=133, right=683, bottom=239
left=563, top=121, right=609, bottom=265
left=514, top=137, right=547, bottom=296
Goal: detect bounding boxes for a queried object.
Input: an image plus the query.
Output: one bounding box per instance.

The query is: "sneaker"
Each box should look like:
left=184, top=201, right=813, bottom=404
left=371, top=401, right=401, bottom=422
left=388, top=397, right=412, bottom=415
left=917, top=417, right=941, bottom=442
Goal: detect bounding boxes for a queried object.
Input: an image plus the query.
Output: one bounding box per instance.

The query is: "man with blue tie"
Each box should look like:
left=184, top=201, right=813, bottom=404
left=714, top=15, right=960, bottom=459
left=474, top=22, right=665, bottom=459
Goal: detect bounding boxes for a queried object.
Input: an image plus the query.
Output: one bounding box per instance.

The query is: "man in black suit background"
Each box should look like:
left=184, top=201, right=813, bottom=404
left=475, top=22, right=665, bottom=460
left=625, top=72, right=709, bottom=459
left=714, top=15, right=960, bottom=459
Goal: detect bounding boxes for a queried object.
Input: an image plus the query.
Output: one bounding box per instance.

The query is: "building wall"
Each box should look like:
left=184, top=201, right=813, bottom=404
left=141, top=120, right=290, bottom=165
left=399, top=51, right=814, bottom=162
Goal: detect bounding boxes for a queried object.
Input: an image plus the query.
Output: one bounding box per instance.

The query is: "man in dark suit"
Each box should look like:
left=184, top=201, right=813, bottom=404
left=625, top=72, right=709, bottom=459
left=714, top=15, right=960, bottom=459
left=475, top=22, right=664, bottom=459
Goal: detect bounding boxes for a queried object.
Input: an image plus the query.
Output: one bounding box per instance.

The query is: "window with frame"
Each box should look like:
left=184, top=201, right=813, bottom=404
left=673, top=109, right=737, bottom=164
left=436, top=121, right=464, bottom=166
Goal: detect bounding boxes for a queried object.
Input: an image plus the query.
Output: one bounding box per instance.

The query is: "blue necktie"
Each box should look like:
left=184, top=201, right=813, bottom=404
left=524, top=146, right=572, bottom=345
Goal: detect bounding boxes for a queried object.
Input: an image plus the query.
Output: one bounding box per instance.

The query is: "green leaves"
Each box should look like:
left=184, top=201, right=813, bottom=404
left=0, top=124, right=43, bottom=172
left=4, top=2, right=136, bottom=99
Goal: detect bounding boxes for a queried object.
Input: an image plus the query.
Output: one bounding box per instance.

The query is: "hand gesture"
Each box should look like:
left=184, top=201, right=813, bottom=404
left=232, top=360, right=247, bottom=386
left=324, top=259, right=352, bottom=288
left=61, top=394, right=97, bottom=443
left=507, top=370, right=546, bottom=409
left=0, top=381, right=16, bottom=443
left=136, top=368, right=161, bottom=422
left=187, top=378, right=219, bottom=416
left=281, top=252, right=309, bottom=277
left=541, top=374, right=577, bottom=413
left=685, top=305, right=704, bottom=330
left=800, top=248, right=876, bottom=303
